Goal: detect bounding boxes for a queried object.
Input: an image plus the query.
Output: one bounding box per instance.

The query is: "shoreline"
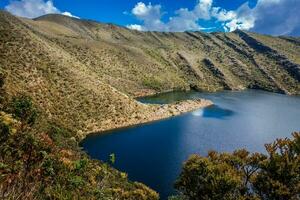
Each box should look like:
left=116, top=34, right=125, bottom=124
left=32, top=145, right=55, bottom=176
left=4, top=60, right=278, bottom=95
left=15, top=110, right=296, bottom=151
left=79, top=88, right=297, bottom=139
left=82, top=98, right=213, bottom=138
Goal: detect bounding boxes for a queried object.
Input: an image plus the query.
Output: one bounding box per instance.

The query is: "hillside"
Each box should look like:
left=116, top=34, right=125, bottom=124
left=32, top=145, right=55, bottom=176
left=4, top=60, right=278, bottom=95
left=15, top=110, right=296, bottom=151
left=1, top=11, right=300, bottom=136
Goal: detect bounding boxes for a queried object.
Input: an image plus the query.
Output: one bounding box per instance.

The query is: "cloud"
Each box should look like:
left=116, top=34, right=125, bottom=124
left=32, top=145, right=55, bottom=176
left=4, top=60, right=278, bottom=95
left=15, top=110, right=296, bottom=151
left=126, top=24, right=144, bottom=31
left=193, top=0, right=213, bottom=20
left=127, top=0, right=300, bottom=36
left=222, top=0, right=300, bottom=35
left=5, top=0, right=79, bottom=19
left=61, top=12, right=80, bottom=19
left=211, top=7, right=236, bottom=22
left=130, top=2, right=165, bottom=31
left=127, top=0, right=215, bottom=32
left=223, top=3, right=255, bottom=32
left=248, top=0, right=300, bottom=35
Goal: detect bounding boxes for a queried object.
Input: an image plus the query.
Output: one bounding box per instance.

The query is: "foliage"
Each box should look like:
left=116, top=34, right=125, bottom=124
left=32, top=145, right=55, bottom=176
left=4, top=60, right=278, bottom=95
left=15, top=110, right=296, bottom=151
left=142, top=76, right=164, bottom=91
left=46, top=124, right=77, bottom=149
left=0, top=73, right=4, bottom=89
left=0, top=121, right=9, bottom=143
left=175, top=133, right=300, bottom=200
left=252, top=135, right=300, bottom=200
left=9, top=95, right=37, bottom=127
left=110, top=153, right=116, bottom=165
left=0, top=82, right=159, bottom=200
left=0, top=73, right=5, bottom=109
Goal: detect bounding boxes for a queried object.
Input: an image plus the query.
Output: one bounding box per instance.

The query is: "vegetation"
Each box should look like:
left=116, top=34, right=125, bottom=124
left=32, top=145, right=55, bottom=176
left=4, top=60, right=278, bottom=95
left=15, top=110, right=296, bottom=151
left=174, top=133, right=300, bottom=200
left=0, top=76, right=159, bottom=200
left=1, top=11, right=300, bottom=134
left=0, top=73, right=5, bottom=110
left=8, top=95, right=37, bottom=127
left=1, top=11, right=300, bottom=200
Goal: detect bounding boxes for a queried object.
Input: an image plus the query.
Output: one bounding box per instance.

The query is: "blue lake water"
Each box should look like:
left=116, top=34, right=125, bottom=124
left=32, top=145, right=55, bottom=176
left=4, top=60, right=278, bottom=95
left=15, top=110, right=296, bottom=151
left=81, top=90, right=300, bottom=199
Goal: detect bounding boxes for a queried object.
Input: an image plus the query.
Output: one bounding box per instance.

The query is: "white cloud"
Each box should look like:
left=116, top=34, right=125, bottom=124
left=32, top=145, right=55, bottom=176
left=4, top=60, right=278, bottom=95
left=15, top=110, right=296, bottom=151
left=248, top=0, right=300, bottom=35
left=127, top=24, right=144, bottom=31
left=211, top=7, right=236, bottom=22
left=130, top=2, right=165, bottom=31
left=127, top=0, right=216, bottom=32
left=61, top=12, right=80, bottom=19
left=5, top=0, right=79, bottom=19
left=193, top=0, right=213, bottom=20
left=223, top=3, right=255, bottom=32
left=126, top=0, right=300, bottom=35
left=222, top=0, right=300, bottom=35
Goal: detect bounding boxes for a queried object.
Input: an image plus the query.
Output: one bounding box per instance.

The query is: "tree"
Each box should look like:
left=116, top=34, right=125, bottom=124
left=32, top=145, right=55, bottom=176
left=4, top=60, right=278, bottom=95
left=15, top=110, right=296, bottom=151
left=174, top=133, right=300, bottom=200
left=253, top=133, right=300, bottom=200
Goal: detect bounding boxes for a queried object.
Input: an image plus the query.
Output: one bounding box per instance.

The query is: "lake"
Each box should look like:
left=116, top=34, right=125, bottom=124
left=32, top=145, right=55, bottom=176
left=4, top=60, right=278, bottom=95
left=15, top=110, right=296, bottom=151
left=81, top=90, right=300, bottom=199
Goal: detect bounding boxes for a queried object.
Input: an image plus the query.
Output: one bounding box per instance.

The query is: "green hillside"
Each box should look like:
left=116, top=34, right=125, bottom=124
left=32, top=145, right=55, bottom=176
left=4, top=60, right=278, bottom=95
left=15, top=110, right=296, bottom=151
left=1, top=11, right=300, bottom=200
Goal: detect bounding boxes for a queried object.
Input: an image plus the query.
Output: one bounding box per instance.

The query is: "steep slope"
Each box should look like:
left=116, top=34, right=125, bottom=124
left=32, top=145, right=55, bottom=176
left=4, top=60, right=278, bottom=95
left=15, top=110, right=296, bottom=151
left=1, top=11, right=300, bottom=200
left=0, top=11, right=212, bottom=136
left=29, top=13, right=300, bottom=96
left=1, top=11, right=300, bottom=135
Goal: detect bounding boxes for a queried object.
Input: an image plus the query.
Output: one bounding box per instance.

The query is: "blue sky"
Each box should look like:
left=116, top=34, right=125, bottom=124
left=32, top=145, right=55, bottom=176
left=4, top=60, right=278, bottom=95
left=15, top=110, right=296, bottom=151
left=1, top=0, right=300, bottom=36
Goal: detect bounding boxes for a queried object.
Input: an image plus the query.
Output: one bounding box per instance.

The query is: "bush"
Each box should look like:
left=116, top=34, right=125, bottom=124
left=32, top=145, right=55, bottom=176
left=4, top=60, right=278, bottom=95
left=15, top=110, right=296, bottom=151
left=0, top=121, right=10, bottom=142
left=175, top=133, right=300, bottom=200
left=0, top=73, right=4, bottom=88
left=0, top=73, right=6, bottom=108
left=142, top=76, right=163, bottom=90
left=0, top=96, right=159, bottom=200
left=9, top=95, right=37, bottom=126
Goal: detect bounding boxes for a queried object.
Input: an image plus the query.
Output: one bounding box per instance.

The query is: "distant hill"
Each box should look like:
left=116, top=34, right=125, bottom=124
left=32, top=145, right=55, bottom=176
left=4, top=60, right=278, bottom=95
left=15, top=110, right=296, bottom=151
left=1, top=11, right=300, bottom=134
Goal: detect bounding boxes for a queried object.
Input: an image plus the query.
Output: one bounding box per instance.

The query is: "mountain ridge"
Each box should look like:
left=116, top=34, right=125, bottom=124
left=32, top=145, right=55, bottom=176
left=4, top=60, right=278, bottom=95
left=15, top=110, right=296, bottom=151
left=1, top=11, right=300, bottom=135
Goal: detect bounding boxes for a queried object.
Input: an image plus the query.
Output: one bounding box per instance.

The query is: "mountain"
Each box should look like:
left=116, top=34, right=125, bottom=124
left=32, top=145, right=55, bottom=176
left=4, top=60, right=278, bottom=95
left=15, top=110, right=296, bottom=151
left=1, top=11, right=300, bottom=200
left=1, top=11, right=300, bottom=135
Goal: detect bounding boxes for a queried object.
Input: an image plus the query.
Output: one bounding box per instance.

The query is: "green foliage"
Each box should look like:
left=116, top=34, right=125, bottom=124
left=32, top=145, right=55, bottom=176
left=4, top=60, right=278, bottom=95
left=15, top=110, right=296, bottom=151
left=110, top=153, right=116, bottom=164
left=0, top=92, right=159, bottom=200
left=73, top=158, right=88, bottom=171
left=0, top=73, right=5, bottom=109
left=0, top=121, right=10, bottom=143
left=9, top=95, right=37, bottom=126
left=175, top=133, right=300, bottom=200
left=252, top=133, right=300, bottom=200
left=47, top=124, right=77, bottom=149
left=68, top=175, right=85, bottom=187
left=0, top=72, right=4, bottom=89
left=142, top=76, right=163, bottom=90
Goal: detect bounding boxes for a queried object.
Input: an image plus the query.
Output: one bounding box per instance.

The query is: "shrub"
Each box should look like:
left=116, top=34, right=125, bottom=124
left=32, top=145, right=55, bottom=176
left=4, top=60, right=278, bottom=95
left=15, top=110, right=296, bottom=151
left=0, top=73, right=4, bottom=88
left=0, top=73, right=6, bottom=108
left=0, top=121, right=10, bottom=142
left=0, top=96, right=159, bottom=200
left=142, top=76, right=163, bottom=90
left=175, top=133, right=300, bottom=200
left=9, top=95, right=37, bottom=127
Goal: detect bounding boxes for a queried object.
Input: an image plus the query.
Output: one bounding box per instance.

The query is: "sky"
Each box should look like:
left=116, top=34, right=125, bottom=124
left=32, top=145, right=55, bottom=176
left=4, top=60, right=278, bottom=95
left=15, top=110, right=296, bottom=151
left=1, top=0, right=300, bottom=36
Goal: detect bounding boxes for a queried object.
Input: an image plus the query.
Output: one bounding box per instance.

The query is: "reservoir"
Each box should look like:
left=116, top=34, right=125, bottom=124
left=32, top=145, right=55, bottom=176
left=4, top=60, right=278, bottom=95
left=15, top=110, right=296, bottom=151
left=81, top=90, right=300, bottom=199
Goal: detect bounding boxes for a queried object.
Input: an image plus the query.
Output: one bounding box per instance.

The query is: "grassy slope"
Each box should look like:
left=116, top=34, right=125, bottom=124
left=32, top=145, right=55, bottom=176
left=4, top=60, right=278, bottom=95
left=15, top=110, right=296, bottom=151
left=1, top=11, right=300, bottom=200
left=0, top=11, right=159, bottom=136
left=1, top=11, right=300, bottom=135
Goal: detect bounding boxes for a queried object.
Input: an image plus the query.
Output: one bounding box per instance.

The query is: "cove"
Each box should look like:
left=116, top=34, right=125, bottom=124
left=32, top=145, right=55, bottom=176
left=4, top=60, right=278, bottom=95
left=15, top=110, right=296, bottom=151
left=81, top=90, right=300, bottom=199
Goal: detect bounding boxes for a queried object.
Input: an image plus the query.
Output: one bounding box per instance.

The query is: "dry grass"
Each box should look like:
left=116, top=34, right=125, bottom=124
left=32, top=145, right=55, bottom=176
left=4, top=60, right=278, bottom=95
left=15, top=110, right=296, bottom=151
left=1, top=11, right=299, bottom=136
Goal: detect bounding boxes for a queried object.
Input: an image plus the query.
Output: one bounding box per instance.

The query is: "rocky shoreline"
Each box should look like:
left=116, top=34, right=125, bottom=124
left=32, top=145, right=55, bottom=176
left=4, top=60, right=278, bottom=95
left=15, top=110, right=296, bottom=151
left=82, top=98, right=213, bottom=137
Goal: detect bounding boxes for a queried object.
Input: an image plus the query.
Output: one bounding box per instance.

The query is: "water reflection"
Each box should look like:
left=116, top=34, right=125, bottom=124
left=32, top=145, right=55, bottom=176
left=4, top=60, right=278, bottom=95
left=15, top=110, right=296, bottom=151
left=201, top=105, right=235, bottom=119
left=82, top=90, right=300, bottom=200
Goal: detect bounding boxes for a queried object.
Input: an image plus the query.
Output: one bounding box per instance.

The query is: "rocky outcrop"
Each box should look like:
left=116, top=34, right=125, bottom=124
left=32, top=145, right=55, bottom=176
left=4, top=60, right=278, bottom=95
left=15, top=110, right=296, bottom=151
left=235, top=30, right=300, bottom=82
